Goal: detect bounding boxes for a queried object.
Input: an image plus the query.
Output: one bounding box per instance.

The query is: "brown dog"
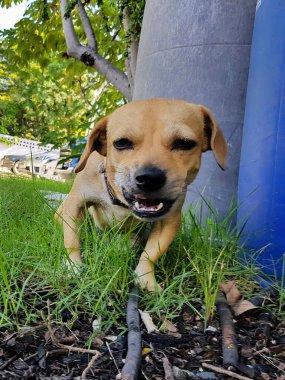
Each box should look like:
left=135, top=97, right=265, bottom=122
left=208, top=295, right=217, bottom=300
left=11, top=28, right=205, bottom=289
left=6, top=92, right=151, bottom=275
left=55, top=98, right=227, bottom=291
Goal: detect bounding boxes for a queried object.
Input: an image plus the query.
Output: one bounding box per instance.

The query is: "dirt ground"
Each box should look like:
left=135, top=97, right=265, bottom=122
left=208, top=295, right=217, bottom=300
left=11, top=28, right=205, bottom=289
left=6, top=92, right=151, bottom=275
left=0, top=294, right=284, bottom=380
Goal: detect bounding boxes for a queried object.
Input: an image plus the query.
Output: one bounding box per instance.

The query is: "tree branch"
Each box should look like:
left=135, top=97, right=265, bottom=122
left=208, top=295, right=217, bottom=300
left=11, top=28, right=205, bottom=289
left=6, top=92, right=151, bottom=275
left=60, top=0, right=82, bottom=56
left=60, top=0, right=132, bottom=100
left=76, top=0, right=97, bottom=51
left=122, top=7, right=138, bottom=93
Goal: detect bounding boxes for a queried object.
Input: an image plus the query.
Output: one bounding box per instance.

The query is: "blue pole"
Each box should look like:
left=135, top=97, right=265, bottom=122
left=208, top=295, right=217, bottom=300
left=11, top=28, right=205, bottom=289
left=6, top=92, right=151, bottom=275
left=238, top=0, right=285, bottom=279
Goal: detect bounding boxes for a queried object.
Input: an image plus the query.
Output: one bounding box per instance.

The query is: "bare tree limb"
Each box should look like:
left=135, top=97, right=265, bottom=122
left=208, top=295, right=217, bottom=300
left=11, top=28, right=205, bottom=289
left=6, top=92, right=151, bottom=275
left=76, top=0, right=97, bottom=51
left=60, top=0, right=82, bottom=56
left=122, top=7, right=138, bottom=93
left=60, top=0, right=132, bottom=100
left=124, top=54, right=134, bottom=95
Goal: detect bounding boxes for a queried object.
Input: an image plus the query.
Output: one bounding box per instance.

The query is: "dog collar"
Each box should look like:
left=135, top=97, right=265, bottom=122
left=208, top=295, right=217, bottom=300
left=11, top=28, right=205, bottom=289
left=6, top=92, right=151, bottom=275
left=103, top=173, right=129, bottom=209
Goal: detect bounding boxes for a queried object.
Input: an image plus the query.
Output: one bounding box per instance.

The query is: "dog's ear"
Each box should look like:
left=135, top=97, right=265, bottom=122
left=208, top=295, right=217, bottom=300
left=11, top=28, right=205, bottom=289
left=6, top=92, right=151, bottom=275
left=200, top=106, right=228, bottom=170
left=75, top=117, right=108, bottom=173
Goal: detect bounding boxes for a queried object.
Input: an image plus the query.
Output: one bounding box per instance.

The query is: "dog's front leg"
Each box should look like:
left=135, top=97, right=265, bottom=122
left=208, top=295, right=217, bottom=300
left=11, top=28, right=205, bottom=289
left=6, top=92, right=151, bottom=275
left=135, top=213, right=181, bottom=291
left=56, top=196, right=83, bottom=266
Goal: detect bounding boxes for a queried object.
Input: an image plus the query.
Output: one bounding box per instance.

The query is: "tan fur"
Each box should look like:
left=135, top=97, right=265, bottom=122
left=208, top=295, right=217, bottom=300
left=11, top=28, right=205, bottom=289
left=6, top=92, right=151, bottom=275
left=55, top=98, right=227, bottom=291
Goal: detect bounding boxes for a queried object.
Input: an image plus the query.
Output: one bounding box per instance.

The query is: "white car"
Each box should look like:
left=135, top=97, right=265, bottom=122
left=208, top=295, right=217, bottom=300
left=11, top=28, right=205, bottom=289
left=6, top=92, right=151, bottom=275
left=24, top=151, right=60, bottom=176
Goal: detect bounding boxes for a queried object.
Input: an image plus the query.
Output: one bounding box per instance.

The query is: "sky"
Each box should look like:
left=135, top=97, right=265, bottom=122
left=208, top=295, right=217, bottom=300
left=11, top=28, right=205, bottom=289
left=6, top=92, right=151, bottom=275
left=0, top=1, right=29, bottom=31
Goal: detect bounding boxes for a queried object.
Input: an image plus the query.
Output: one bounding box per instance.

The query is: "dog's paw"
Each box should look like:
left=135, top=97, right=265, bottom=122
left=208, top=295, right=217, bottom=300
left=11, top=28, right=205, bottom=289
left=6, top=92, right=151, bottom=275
left=139, top=278, right=162, bottom=292
left=134, top=265, right=162, bottom=292
left=63, top=256, right=83, bottom=275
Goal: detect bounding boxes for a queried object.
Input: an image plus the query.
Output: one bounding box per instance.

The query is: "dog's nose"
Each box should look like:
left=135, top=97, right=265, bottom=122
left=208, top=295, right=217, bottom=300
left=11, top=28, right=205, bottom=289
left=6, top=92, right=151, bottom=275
left=135, top=166, right=166, bottom=192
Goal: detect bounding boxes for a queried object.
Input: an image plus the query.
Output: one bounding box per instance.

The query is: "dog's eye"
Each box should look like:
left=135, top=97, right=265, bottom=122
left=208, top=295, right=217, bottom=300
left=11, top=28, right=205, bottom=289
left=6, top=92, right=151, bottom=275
left=113, top=138, right=134, bottom=151
left=171, top=138, right=197, bottom=151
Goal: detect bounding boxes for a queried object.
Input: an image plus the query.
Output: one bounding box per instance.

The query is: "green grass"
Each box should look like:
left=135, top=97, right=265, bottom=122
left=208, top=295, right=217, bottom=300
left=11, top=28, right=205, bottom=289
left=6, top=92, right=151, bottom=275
left=0, top=175, right=283, bottom=331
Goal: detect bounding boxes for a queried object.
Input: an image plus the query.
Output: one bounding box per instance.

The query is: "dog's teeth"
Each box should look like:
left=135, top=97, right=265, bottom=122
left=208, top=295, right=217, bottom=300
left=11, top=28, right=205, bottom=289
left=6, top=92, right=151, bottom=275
left=134, top=200, right=164, bottom=212
left=157, top=202, right=163, bottom=211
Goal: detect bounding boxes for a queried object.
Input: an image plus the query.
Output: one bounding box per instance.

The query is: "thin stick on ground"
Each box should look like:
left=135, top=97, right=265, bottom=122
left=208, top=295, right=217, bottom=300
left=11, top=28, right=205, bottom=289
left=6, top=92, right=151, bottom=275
left=121, top=287, right=141, bottom=380
left=47, top=299, right=101, bottom=356
left=0, top=354, right=19, bottom=371
left=215, top=291, right=239, bottom=366
left=202, top=362, right=252, bottom=380
left=106, top=341, right=120, bottom=375
left=81, top=354, right=101, bottom=380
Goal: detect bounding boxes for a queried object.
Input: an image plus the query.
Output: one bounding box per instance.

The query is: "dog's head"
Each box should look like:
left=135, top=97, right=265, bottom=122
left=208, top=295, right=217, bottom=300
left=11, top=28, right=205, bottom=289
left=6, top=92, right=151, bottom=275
left=75, top=99, right=227, bottom=220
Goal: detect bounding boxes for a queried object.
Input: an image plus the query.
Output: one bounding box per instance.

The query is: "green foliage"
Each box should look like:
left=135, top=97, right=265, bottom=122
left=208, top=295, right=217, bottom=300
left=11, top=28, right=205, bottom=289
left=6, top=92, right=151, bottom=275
left=0, top=44, right=102, bottom=146
left=0, top=0, right=23, bottom=7
left=1, top=177, right=281, bottom=330
left=182, top=204, right=248, bottom=323
left=0, top=0, right=145, bottom=146
left=119, top=0, right=145, bottom=42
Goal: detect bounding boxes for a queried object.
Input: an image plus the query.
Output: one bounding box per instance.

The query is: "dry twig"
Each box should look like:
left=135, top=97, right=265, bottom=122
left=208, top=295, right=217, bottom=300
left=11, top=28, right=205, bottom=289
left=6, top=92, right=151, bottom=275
left=47, top=300, right=101, bottom=356
left=106, top=341, right=120, bottom=375
left=81, top=353, right=101, bottom=380
left=202, top=362, right=252, bottom=380
left=0, top=354, right=19, bottom=370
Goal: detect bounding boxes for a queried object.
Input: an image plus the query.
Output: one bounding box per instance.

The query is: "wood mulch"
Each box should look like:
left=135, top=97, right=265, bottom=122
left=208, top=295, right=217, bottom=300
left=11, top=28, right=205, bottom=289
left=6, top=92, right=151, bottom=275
left=0, top=288, right=284, bottom=380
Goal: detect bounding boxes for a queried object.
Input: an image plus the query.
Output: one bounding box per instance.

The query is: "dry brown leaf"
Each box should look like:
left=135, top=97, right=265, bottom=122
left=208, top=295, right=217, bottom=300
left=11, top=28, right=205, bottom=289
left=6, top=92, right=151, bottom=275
left=220, top=280, right=242, bottom=305
left=220, top=281, right=257, bottom=316
left=160, top=315, right=178, bottom=333
left=139, top=310, right=159, bottom=333
left=232, top=299, right=258, bottom=316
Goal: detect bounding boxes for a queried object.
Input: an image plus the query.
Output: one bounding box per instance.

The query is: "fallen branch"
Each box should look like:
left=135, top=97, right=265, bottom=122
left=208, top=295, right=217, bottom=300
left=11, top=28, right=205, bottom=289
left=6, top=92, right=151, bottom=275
left=215, top=291, right=239, bottom=366
left=202, top=362, right=252, bottom=380
left=121, top=287, right=141, bottom=380
left=47, top=300, right=101, bottom=356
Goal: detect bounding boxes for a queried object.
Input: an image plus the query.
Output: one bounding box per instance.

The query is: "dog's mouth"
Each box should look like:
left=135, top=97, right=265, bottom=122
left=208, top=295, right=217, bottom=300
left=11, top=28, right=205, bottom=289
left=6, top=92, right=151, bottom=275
left=122, top=189, right=175, bottom=219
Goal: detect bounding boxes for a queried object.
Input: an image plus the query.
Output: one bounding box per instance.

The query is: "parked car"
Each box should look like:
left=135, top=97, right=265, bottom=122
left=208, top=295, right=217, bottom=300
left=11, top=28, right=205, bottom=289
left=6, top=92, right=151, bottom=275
left=1, top=145, right=77, bottom=180
left=1, top=152, right=38, bottom=174
left=25, top=150, right=75, bottom=180
left=24, top=150, right=60, bottom=176
left=1, top=150, right=60, bottom=176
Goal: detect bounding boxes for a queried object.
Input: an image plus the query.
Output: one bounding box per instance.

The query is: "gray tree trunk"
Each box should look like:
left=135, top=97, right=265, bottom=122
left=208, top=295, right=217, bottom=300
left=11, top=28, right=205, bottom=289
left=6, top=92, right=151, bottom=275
left=133, top=0, right=257, bottom=218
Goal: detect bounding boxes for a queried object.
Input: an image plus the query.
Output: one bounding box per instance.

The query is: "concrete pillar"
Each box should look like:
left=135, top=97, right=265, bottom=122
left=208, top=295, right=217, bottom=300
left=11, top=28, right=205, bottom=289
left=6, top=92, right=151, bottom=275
left=133, top=0, right=256, bottom=216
